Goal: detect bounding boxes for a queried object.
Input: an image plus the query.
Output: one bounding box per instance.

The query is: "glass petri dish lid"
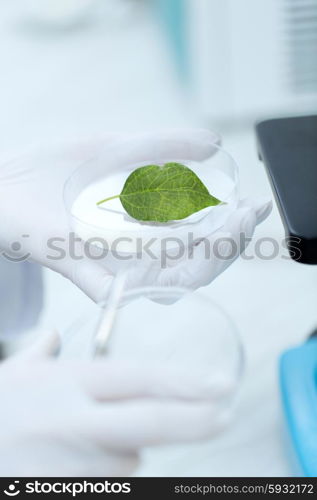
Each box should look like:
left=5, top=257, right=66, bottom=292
left=63, top=138, right=239, bottom=257
left=61, top=286, right=244, bottom=410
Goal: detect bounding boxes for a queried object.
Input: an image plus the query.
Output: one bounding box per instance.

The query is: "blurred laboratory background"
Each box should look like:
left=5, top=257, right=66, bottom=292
left=1, top=0, right=317, bottom=476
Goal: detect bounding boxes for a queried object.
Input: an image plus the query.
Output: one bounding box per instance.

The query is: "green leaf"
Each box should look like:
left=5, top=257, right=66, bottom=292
left=97, top=162, right=222, bottom=222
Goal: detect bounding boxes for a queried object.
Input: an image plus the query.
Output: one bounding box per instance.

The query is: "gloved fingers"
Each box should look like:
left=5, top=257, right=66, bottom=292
left=126, top=129, right=221, bottom=162
left=5, top=129, right=220, bottom=169
left=157, top=206, right=257, bottom=291
left=71, top=260, right=114, bottom=304
left=18, top=134, right=125, bottom=171
left=38, top=231, right=115, bottom=303
left=12, top=330, right=61, bottom=361
left=72, top=360, right=235, bottom=401
left=191, top=202, right=267, bottom=285
left=86, top=129, right=221, bottom=174
left=158, top=230, right=232, bottom=289
left=53, top=134, right=125, bottom=164
left=81, top=400, right=231, bottom=450
left=191, top=202, right=269, bottom=284
left=156, top=202, right=265, bottom=292
left=191, top=231, right=238, bottom=287
left=237, top=197, right=272, bottom=225
left=222, top=206, right=257, bottom=239
left=54, top=251, right=114, bottom=303
left=13, top=130, right=221, bottom=182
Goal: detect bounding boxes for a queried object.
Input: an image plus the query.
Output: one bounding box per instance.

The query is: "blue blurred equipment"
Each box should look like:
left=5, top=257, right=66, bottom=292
left=280, top=334, right=317, bottom=477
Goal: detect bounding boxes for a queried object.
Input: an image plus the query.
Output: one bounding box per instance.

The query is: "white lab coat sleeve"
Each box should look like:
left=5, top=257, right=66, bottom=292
left=0, top=257, right=43, bottom=338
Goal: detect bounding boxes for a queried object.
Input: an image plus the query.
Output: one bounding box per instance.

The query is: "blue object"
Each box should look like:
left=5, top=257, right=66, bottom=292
left=280, top=337, right=317, bottom=477
left=154, top=0, right=189, bottom=78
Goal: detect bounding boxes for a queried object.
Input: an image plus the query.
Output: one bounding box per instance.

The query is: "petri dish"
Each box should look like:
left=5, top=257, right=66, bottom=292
left=61, top=286, right=244, bottom=410
left=63, top=138, right=239, bottom=260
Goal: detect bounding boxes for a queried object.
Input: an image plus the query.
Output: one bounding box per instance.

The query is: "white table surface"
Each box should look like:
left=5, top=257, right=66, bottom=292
left=0, top=2, right=316, bottom=476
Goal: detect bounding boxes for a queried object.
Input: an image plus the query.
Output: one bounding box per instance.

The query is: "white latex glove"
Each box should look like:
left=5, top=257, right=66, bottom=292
left=0, top=331, right=232, bottom=477
left=150, top=196, right=272, bottom=290
left=0, top=130, right=271, bottom=302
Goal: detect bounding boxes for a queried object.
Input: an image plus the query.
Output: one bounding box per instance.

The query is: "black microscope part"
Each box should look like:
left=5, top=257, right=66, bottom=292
left=256, top=115, right=317, bottom=265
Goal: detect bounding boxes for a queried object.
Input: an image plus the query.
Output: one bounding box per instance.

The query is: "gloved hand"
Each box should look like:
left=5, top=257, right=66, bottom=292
left=150, top=196, right=272, bottom=290
left=0, top=130, right=271, bottom=302
left=0, top=331, right=232, bottom=477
